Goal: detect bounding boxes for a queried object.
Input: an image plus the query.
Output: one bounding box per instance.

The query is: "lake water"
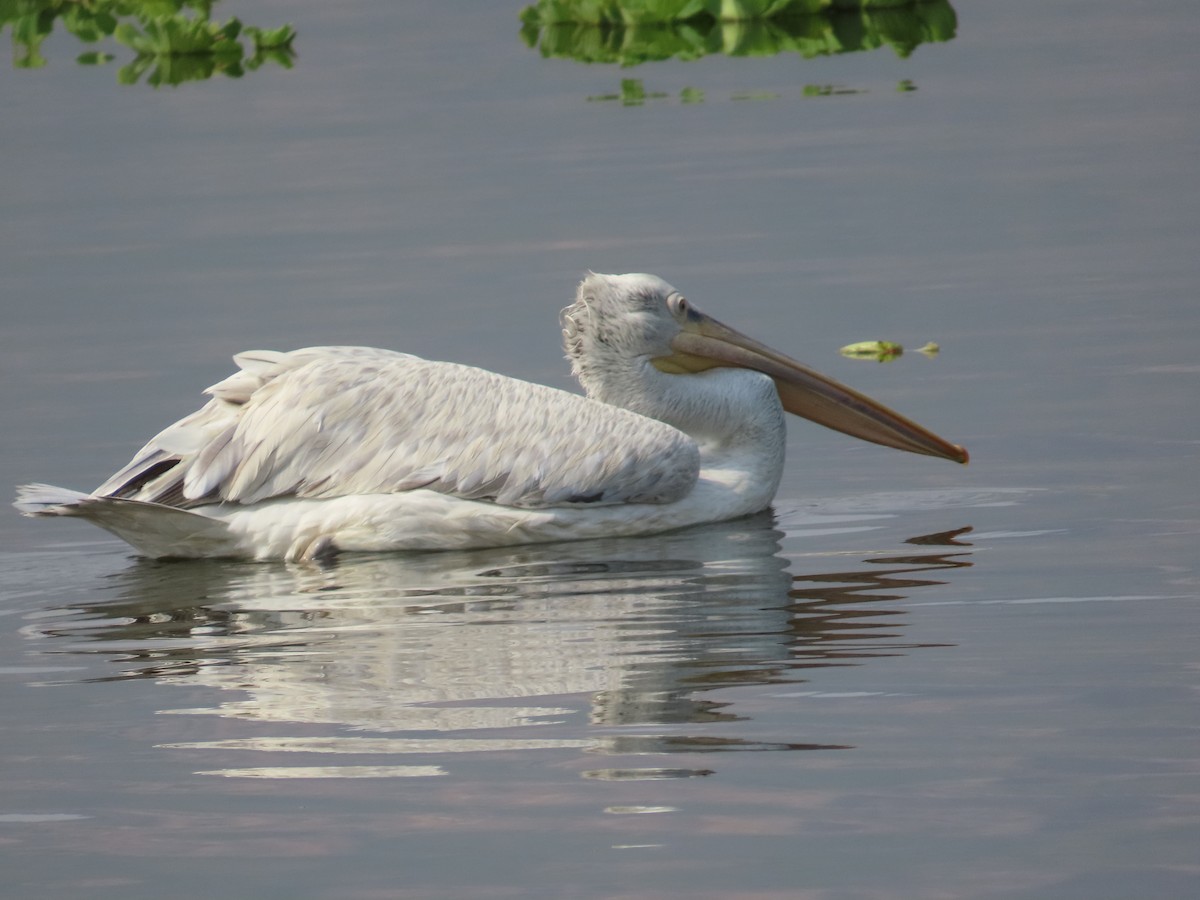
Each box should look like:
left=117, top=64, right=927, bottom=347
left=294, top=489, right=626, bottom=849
left=2, top=1, right=1198, bottom=897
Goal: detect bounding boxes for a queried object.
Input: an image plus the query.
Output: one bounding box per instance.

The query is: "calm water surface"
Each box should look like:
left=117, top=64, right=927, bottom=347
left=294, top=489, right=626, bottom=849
left=2, top=1, right=1198, bottom=898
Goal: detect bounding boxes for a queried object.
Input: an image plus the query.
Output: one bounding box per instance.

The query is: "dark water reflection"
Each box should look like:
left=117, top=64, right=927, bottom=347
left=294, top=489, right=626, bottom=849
left=30, top=514, right=971, bottom=778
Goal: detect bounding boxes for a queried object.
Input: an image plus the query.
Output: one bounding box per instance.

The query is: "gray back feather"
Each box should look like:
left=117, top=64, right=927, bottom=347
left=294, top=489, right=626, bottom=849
left=95, top=347, right=699, bottom=509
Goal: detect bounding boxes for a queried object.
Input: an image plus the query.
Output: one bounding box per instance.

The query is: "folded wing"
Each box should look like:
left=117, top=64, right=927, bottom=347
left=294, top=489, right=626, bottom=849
left=96, top=347, right=700, bottom=510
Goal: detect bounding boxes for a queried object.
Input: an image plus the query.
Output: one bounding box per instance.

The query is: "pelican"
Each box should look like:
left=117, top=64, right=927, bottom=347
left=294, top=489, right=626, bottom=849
left=15, top=273, right=967, bottom=560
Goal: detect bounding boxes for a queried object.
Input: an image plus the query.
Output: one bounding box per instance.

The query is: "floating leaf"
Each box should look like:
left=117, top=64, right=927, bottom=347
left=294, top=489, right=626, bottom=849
left=244, top=23, right=296, bottom=49
left=916, top=342, right=940, bottom=357
left=840, top=340, right=904, bottom=362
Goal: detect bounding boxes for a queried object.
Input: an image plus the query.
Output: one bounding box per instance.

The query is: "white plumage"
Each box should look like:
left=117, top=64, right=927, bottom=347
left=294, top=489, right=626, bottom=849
left=15, top=273, right=967, bottom=560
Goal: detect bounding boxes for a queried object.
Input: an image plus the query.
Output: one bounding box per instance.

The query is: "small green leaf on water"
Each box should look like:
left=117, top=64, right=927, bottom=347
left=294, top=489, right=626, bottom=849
left=76, top=52, right=115, bottom=65
left=618, top=78, right=667, bottom=105
left=246, top=24, right=296, bottom=49
left=916, top=342, right=940, bottom=357
left=803, top=84, right=863, bottom=97
left=840, top=340, right=904, bottom=362
left=731, top=90, right=779, bottom=101
left=621, top=78, right=645, bottom=104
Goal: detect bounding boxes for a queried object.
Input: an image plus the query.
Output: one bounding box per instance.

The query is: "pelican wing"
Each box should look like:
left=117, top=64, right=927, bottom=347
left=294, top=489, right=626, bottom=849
left=96, top=347, right=700, bottom=510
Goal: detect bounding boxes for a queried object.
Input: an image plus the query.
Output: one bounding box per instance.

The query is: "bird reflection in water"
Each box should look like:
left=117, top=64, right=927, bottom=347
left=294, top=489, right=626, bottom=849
left=28, top=514, right=972, bottom=778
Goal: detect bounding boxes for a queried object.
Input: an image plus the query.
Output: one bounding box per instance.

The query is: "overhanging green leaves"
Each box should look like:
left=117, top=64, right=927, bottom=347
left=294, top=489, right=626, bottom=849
left=519, top=0, right=956, bottom=64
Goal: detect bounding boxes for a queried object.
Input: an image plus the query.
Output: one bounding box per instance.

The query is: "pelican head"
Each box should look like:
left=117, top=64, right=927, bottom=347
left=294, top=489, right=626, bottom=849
left=563, top=272, right=968, bottom=463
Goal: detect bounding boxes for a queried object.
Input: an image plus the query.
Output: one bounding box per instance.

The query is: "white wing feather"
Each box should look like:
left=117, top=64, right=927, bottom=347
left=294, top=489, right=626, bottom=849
left=95, top=347, right=700, bottom=510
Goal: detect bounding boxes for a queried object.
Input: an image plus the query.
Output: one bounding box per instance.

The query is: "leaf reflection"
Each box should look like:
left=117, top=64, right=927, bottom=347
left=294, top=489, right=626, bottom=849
left=27, top=513, right=973, bottom=777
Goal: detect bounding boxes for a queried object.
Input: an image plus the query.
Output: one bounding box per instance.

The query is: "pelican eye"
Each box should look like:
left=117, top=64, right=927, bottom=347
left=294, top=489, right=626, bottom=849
left=667, top=293, right=691, bottom=319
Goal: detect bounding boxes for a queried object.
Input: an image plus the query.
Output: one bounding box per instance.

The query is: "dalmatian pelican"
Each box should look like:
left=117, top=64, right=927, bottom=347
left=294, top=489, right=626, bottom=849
left=15, top=272, right=967, bottom=560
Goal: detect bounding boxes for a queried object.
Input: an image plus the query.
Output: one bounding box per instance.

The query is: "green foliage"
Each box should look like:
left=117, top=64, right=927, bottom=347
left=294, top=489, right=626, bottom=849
left=519, top=0, right=955, bottom=64
left=114, top=15, right=244, bottom=57
left=520, top=0, right=939, bottom=26
left=1, top=0, right=295, bottom=85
